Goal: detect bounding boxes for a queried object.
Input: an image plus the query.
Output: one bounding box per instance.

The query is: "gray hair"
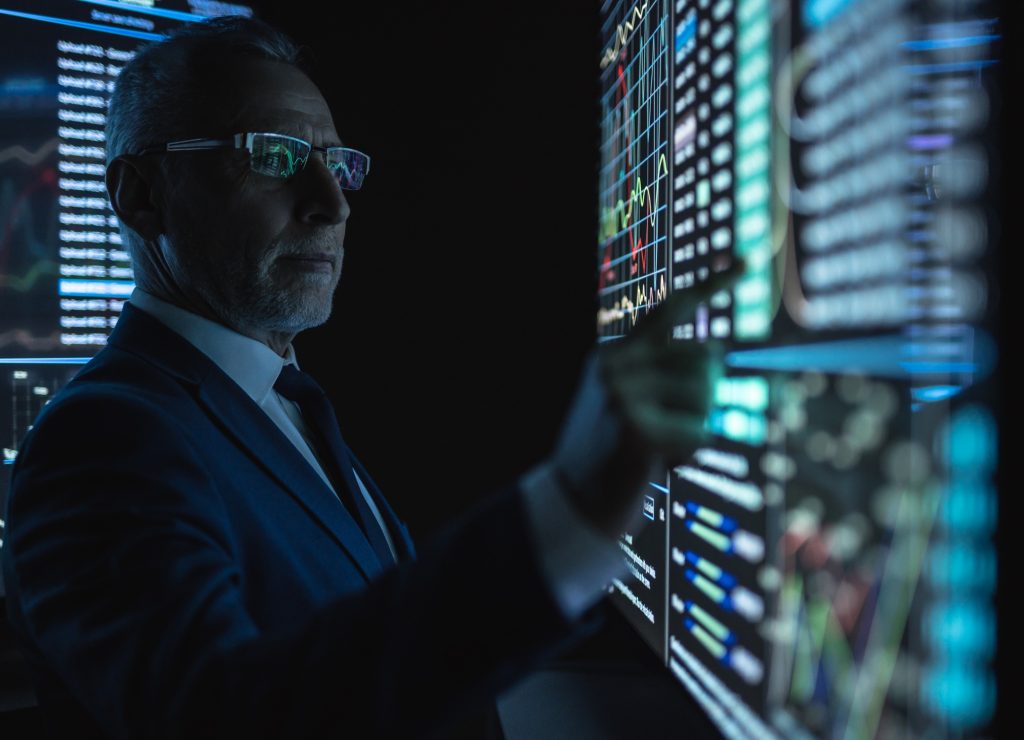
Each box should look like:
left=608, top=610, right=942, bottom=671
left=105, top=15, right=307, bottom=266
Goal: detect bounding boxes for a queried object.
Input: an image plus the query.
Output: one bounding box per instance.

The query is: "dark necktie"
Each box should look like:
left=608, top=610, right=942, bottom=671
left=273, top=363, right=394, bottom=566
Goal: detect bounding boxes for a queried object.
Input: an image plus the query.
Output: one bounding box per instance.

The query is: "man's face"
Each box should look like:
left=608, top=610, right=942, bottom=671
left=156, top=57, right=351, bottom=339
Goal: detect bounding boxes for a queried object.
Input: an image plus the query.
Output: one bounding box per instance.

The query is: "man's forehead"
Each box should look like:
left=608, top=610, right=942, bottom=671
left=232, top=107, right=341, bottom=145
left=209, top=58, right=340, bottom=143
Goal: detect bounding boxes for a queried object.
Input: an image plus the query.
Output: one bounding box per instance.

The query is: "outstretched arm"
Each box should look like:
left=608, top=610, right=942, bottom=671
left=3, top=389, right=594, bottom=739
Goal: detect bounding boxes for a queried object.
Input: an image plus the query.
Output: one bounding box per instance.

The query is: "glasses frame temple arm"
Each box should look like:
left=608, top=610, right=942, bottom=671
left=136, top=136, right=240, bottom=156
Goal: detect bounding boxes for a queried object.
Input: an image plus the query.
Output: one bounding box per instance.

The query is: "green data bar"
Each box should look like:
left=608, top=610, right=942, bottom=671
left=693, top=505, right=724, bottom=528
left=694, top=556, right=724, bottom=581
left=693, top=573, right=727, bottom=603
left=691, top=521, right=731, bottom=552
left=691, top=603, right=731, bottom=642
left=692, top=623, right=727, bottom=659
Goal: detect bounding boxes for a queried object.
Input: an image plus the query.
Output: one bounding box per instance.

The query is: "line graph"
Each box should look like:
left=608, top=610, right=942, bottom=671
left=600, top=1, right=653, bottom=71
left=597, top=271, right=667, bottom=327
left=0, top=260, right=58, bottom=292
left=597, top=0, right=670, bottom=338
left=0, top=138, right=59, bottom=167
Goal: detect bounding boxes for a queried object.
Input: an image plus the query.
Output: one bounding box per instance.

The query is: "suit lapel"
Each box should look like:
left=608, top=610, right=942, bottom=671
left=196, top=378, right=385, bottom=580
left=344, top=444, right=417, bottom=562
left=108, top=303, right=386, bottom=581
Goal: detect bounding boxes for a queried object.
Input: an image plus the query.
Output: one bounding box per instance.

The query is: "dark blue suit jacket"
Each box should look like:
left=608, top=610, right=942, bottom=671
left=2, top=303, right=597, bottom=738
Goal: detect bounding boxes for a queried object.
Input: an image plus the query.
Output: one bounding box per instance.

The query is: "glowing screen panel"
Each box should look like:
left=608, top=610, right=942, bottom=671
left=598, top=0, right=1000, bottom=736
left=0, top=0, right=254, bottom=591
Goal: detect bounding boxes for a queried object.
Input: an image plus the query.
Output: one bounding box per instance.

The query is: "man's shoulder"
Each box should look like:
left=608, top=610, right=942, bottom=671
left=18, top=343, right=206, bottom=465
left=53, top=344, right=197, bottom=415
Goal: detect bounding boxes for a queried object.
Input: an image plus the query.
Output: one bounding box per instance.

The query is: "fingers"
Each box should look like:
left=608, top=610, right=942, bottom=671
left=599, top=350, right=723, bottom=467
left=592, top=262, right=741, bottom=473
left=598, top=335, right=728, bottom=377
left=628, top=259, right=747, bottom=344
left=622, top=402, right=710, bottom=462
left=613, top=372, right=714, bottom=414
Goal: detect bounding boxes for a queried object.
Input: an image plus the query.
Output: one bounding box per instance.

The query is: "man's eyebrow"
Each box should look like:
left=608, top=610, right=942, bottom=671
left=251, top=124, right=343, bottom=148
left=239, top=120, right=339, bottom=144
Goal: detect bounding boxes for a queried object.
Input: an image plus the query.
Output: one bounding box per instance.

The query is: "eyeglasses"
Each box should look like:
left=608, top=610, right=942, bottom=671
left=136, top=132, right=371, bottom=190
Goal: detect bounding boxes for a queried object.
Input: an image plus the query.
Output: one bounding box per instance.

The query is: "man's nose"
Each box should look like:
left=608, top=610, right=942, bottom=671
left=293, top=154, right=350, bottom=225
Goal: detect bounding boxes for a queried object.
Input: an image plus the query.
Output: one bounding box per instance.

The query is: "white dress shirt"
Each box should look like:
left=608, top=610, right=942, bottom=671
left=129, top=289, right=398, bottom=563
left=128, top=288, right=626, bottom=620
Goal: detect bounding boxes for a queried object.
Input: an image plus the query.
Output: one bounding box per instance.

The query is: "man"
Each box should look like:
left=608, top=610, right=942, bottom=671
left=2, top=15, right=740, bottom=738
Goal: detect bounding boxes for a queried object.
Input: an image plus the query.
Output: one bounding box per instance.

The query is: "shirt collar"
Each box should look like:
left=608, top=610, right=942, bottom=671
left=128, top=288, right=296, bottom=404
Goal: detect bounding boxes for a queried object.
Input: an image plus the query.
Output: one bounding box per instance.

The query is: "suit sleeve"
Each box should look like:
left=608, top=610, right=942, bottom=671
left=2, top=389, right=604, bottom=739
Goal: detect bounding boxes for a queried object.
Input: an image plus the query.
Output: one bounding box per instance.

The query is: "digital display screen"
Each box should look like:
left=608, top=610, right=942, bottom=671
left=598, top=0, right=1000, bottom=736
left=0, top=0, right=254, bottom=593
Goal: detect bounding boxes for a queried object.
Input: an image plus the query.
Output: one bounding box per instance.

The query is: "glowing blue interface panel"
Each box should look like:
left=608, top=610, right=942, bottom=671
left=0, top=0, right=253, bottom=588
left=598, top=0, right=999, bottom=736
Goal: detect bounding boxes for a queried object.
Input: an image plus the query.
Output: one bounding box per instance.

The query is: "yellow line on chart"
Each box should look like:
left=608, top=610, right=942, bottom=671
left=600, top=1, right=652, bottom=70
left=600, top=152, right=668, bottom=240
left=597, top=272, right=667, bottom=328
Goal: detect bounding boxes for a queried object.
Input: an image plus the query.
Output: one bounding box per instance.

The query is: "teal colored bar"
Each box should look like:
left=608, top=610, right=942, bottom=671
left=691, top=604, right=731, bottom=642
left=694, top=506, right=726, bottom=529
left=736, top=276, right=770, bottom=304
left=691, top=522, right=731, bottom=552
left=737, top=119, right=770, bottom=149
left=737, top=0, right=769, bottom=25
left=692, top=623, right=727, bottom=659
left=737, top=18, right=770, bottom=55
left=736, top=311, right=772, bottom=338
left=737, top=54, right=769, bottom=79
left=803, top=0, right=856, bottom=29
left=694, top=556, right=724, bottom=581
left=693, top=574, right=726, bottom=603
left=736, top=181, right=769, bottom=211
left=735, top=174, right=771, bottom=199
left=738, top=37, right=770, bottom=61
left=737, top=72, right=769, bottom=97
left=736, top=150, right=769, bottom=181
left=737, top=87, right=770, bottom=119
left=736, top=0, right=772, bottom=342
left=737, top=213, right=769, bottom=245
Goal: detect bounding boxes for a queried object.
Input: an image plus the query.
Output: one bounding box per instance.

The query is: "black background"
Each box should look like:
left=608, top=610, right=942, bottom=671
left=255, top=2, right=604, bottom=540
left=224, top=7, right=710, bottom=737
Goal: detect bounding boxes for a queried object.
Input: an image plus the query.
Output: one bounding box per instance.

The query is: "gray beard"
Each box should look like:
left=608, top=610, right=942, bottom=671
left=208, top=277, right=334, bottom=337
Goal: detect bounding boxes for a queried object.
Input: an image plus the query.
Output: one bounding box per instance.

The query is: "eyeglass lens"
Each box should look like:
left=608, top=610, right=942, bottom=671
left=250, top=134, right=368, bottom=190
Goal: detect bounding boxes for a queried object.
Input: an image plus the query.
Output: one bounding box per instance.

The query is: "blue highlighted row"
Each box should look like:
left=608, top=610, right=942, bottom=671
left=59, top=279, right=135, bottom=298
left=675, top=11, right=696, bottom=55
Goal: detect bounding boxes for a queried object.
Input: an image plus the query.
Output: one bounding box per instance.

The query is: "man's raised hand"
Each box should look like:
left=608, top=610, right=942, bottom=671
left=552, top=260, right=746, bottom=537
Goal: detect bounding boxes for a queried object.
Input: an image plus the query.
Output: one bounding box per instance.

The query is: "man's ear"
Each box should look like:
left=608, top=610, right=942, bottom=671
left=105, top=155, right=163, bottom=242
